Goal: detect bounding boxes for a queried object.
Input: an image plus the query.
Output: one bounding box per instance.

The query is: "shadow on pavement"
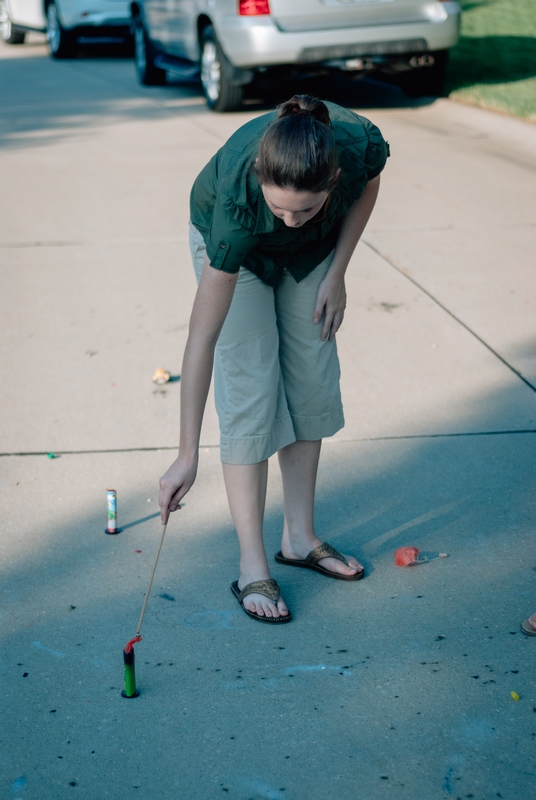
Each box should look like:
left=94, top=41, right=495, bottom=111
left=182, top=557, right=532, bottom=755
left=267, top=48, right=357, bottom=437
left=0, top=48, right=432, bottom=152
left=2, top=361, right=536, bottom=798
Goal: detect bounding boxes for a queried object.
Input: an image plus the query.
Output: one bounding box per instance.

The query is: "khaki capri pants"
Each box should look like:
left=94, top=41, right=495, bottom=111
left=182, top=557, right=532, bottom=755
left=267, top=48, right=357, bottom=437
left=190, top=223, right=345, bottom=465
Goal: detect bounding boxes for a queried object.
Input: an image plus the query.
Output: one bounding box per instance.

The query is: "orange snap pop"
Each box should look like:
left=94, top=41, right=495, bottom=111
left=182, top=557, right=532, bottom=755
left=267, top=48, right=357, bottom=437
left=394, top=546, right=420, bottom=566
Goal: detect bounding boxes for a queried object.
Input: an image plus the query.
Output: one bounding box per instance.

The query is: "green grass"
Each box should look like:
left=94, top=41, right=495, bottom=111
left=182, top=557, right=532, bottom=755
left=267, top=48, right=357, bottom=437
left=446, top=0, right=536, bottom=120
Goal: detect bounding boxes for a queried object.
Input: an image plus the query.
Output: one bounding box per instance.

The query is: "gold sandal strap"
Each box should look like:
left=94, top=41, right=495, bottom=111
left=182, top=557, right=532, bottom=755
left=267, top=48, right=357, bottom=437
left=306, top=542, right=349, bottom=567
left=238, top=578, right=280, bottom=604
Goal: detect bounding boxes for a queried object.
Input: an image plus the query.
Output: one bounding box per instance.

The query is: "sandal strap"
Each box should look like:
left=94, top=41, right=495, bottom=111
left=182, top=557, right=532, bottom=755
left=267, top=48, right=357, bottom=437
left=238, top=578, right=280, bottom=605
left=305, top=542, right=349, bottom=567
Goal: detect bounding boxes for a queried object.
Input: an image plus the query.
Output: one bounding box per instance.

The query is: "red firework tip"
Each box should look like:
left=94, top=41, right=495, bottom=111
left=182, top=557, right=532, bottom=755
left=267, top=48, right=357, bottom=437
left=124, top=635, right=142, bottom=654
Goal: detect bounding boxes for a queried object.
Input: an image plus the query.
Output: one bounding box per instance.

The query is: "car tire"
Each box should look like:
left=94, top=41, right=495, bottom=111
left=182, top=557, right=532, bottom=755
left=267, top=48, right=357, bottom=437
left=47, top=2, right=76, bottom=59
left=133, top=14, right=166, bottom=86
left=0, top=0, right=25, bottom=43
left=398, top=51, right=449, bottom=98
left=200, top=25, right=243, bottom=113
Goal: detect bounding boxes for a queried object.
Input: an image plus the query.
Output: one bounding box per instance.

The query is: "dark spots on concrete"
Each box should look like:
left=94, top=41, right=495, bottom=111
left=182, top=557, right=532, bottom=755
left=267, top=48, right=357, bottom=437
left=287, top=674, right=294, bottom=678
left=69, top=781, right=77, bottom=787
left=343, top=666, right=350, bottom=670
left=421, top=662, right=427, bottom=665
left=50, top=709, right=57, bottom=713
left=285, top=755, right=290, bottom=758
left=58, top=756, right=63, bottom=759
left=69, top=605, right=76, bottom=610
left=23, top=672, right=28, bottom=677
left=196, top=667, right=202, bottom=671
left=390, top=726, right=395, bottom=730
left=236, top=675, right=243, bottom=679
left=230, top=736, right=235, bottom=739
left=380, top=775, right=389, bottom=780
left=511, top=670, right=519, bottom=673
left=160, top=593, right=175, bottom=601
left=277, top=646, right=285, bottom=650
left=338, top=649, right=348, bottom=653
left=416, top=595, right=423, bottom=598
left=509, top=631, right=517, bottom=635
left=471, top=675, right=480, bottom=679
left=436, top=635, right=446, bottom=641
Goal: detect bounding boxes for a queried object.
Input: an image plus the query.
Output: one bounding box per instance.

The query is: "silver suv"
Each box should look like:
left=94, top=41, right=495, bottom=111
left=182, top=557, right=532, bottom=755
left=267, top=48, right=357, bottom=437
left=131, top=0, right=461, bottom=111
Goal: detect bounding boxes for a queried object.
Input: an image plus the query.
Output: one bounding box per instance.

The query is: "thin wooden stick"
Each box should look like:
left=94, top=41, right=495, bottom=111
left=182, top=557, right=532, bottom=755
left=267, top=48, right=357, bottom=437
left=135, top=521, right=168, bottom=636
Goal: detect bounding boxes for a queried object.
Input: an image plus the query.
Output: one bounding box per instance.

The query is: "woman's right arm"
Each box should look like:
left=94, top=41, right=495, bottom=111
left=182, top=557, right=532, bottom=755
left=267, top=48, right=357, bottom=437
left=159, top=256, right=239, bottom=522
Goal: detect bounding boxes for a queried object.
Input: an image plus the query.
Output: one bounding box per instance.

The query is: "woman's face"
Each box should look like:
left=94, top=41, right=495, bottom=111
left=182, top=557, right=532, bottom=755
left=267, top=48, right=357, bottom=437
left=261, top=184, right=329, bottom=228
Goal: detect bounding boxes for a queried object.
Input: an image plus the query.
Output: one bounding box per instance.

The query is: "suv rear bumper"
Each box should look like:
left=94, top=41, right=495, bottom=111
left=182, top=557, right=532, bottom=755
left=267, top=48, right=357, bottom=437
left=217, top=3, right=460, bottom=68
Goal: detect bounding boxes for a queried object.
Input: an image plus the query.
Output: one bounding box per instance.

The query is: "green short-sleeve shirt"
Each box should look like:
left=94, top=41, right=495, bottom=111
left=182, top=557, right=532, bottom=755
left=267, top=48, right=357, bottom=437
left=190, top=102, right=389, bottom=287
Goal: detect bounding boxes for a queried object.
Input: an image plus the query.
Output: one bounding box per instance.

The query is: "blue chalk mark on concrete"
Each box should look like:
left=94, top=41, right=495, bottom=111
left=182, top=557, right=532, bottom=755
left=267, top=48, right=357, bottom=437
left=442, top=766, right=454, bottom=794
left=183, top=610, right=244, bottom=630
left=247, top=780, right=286, bottom=799
left=224, top=680, right=250, bottom=691
left=10, top=776, right=26, bottom=793
left=285, top=664, right=352, bottom=675
left=32, top=641, right=66, bottom=658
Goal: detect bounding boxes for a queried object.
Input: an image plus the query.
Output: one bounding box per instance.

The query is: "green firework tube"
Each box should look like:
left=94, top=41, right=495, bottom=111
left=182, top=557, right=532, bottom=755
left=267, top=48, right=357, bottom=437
left=122, top=647, right=140, bottom=698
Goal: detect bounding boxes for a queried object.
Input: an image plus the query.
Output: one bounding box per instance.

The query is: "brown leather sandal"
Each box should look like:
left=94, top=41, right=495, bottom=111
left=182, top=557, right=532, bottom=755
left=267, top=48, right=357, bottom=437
left=230, top=579, right=292, bottom=624
left=275, top=542, right=364, bottom=581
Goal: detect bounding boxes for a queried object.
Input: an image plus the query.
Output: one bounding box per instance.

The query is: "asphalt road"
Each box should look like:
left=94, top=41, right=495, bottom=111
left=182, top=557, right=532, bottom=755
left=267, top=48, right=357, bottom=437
left=1, top=34, right=536, bottom=800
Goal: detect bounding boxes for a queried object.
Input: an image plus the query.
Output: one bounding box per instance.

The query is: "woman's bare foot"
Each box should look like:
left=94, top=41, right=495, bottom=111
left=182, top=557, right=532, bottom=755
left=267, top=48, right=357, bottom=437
left=237, top=573, right=289, bottom=619
left=280, top=533, right=364, bottom=577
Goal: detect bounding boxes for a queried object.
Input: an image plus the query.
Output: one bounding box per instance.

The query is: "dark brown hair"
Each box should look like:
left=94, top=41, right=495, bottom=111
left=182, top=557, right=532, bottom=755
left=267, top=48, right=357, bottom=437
left=252, top=95, right=339, bottom=194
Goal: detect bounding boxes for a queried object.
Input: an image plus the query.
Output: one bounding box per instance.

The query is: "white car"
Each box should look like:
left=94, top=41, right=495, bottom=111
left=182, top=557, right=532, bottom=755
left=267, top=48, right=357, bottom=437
left=131, top=0, right=461, bottom=111
left=0, top=0, right=131, bottom=57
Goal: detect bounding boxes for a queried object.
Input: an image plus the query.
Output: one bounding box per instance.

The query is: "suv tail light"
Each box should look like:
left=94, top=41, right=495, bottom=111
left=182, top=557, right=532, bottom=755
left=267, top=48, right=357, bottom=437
left=239, top=0, right=270, bottom=15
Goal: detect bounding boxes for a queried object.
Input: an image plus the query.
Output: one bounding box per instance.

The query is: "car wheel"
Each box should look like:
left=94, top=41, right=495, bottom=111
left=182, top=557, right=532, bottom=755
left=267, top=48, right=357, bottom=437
left=133, top=14, right=166, bottom=86
left=0, top=0, right=25, bottom=43
left=47, top=2, right=76, bottom=59
left=200, top=26, right=243, bottom=113
left=398, top=51, right=448, bottom=98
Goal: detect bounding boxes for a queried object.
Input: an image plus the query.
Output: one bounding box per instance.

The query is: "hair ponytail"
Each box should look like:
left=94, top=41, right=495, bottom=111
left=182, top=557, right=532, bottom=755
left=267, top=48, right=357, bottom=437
left=277, top=95, right=332, bottom=126
left=252, top=95, right=339, bottom=194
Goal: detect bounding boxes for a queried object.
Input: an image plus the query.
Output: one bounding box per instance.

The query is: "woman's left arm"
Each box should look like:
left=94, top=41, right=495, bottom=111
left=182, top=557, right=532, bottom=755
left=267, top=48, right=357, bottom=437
left=314, top=175, right=381, bottom=341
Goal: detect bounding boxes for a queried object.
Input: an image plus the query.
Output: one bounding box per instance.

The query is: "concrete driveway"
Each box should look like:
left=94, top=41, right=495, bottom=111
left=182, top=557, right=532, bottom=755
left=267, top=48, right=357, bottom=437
left=1, top=35, right=536, bottom=800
